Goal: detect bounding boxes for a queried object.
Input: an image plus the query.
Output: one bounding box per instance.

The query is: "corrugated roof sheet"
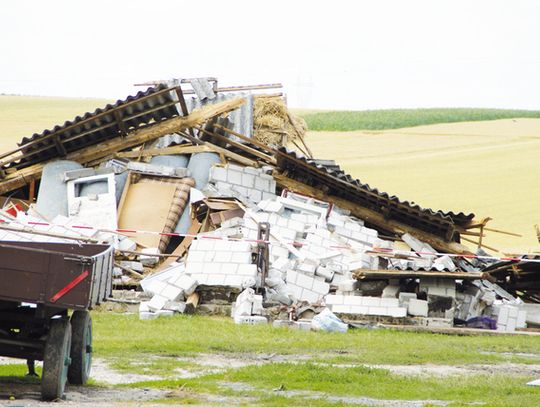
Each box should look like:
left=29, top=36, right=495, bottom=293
left=185, top=92, right=254, bottom=139
left=5, top=85, right=181, bottom=171
left=276, top=147, right=475, bottom=241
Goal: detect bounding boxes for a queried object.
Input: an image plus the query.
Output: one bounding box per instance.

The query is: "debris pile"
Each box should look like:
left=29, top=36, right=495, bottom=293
left=0, top=77, right=538, bottom=333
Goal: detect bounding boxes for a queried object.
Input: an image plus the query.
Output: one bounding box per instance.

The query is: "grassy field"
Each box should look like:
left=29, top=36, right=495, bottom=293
left=2, top=313, right=539, bottom=405
left=0, top=95, right=110, bottom=151
left=300, top=108, right=540, bottom=131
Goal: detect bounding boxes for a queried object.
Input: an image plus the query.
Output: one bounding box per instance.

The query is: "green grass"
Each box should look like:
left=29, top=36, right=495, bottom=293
left=125, top=363, right=540, bottom=406
left=2, top=313, right=539, bottom=405
left=93, top=313, right=540, bottom=365
left=300, top=108, right=540, bottom=131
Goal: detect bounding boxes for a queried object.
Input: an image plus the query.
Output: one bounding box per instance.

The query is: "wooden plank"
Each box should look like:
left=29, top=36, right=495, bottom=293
left=115, top=144, right=212, bottom=159
left=213, top=123, right=277, bottom=155
left=175, top=131, right=258, bottom=167
left=197, top=126, right=276, bottom=165
left=0, top=98, right=245, bottom=195
left=274, top=173, right=473, bottom=255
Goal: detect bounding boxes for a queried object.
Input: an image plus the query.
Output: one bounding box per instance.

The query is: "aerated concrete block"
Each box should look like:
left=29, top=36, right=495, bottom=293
left=408, top=299, right=428, bottom=317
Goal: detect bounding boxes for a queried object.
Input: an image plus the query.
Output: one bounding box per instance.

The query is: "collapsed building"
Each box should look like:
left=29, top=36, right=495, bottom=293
left=1, top=78, right=538, bottom=332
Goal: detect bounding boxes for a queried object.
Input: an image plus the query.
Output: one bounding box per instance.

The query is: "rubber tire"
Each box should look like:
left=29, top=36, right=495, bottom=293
left=41, top=318, right=72, bottom=401
left=68, top=310, right=92, bottom=385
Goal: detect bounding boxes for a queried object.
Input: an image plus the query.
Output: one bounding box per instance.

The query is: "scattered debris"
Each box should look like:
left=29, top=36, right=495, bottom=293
left=1, top=77, right=538, bottom=333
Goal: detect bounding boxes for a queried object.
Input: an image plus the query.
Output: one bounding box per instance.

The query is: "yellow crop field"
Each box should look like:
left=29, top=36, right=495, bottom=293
left=307, top=119, right=540, bottom=254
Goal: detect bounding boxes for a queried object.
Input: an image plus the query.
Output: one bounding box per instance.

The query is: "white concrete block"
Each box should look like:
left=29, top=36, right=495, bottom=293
left=160, top=284, right=184, bottom=302
left=230, top=241, right=252, bottom=252
left=382, top=284, right=400, bottom=298
left=255, top=177, right=270, bottom=191
left=147, top=294, right=168, bottom=312
left=268, top=179, right=276, bottom=193
left=302, top=288, right=321, bottom=304
left=287, top=219, right=305, bottom=233
left=286, top=270, right=298, bottom=284
left=368, top=306, right=388, bottom=316
left=235, top=315, right=268, bottom=325
left=173, top=274, right=198, bottom=296
left=210, top=166, right=227, bottom=182
left=345, top=296, right=363, bottom=306
left=349, top=305, right=369, bottom=314
left=332, top=304, right=351, bottom=314
left=312, top=279, right=330, bottom=295
left=139, top=301, right=150, bottom=313
left=224, top=275, right=244, bottom=286
left=398, top=292, right=417, bottom=307
left=315, top=266, right=334, bottom=282
left=380, top=298, right=400, bottom=308
left=241, top=173, right=255, bottom=188
left=262, top=192, right=277, bottom=201
left=325, top=294, right=344, bottom=305
left=238, top=263, right=258, bottom=277
left=296, top=272, right=314, bottom=290
left=144, top=280, right=168, bottom=296
left=506, top=316, right=517, bottom=332
left=227, top=168, right=243, bottom=185
left=207, top=273, right=226, bottom=285
left=517, top=310, right=527, bottom=328
left=139, top=311, right=158, bottom=320
left=231, top=252, right=252, bottom=264
left=191, top=239, right=215, bottom=251
left=214, top=251, right=233, bottom=262
left=388, top=307, right=407, bottom=318
left=221, top=263, right=239, bottom=274
left=247, top=188, right=263, bottom=202
left=361, top=297, right=381, bottom=307
left=186, top=250, right=205, bottom=263
left=337, top=279, right=358, bottom=292
left=408, top=299, right=428, bottom=317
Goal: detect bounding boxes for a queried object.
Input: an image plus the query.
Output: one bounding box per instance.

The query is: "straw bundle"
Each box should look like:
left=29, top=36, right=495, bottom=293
left=253, top=97, right=307, bottom=148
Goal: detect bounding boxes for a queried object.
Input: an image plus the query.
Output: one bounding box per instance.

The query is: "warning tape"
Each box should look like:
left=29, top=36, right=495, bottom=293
left=1, top=218, right=539, bottom=264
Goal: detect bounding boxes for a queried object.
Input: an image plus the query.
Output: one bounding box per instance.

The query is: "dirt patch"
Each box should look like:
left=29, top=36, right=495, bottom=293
left=0, top=383, right=170, bottom=407
left=218, top=381, right=450, bottom=406
left=366, top=362, right=540, bottom=377
left=91, top=358, right=163, bottom=385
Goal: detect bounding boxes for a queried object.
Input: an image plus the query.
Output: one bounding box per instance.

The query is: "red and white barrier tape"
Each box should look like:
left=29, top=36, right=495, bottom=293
left=2, top=218, right=539, bottom=264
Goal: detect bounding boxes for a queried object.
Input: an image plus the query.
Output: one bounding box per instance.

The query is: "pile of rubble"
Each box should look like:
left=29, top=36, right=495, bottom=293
left=0, top=77, right=538, bottom=333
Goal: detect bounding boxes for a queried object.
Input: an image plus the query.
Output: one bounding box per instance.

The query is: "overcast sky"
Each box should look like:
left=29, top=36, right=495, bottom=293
left=0, top=1, right=539, bottom=110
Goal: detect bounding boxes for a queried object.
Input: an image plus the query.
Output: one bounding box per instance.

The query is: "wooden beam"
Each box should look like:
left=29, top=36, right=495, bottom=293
left=0, top=98, right=245, bottom=195
left=353, top=269, right=484, bottom=280
left=213, top=123, right=277, bottom=156
left=115, top=144, right=212, bottom=159
left=197, top=126, right=276, bottom=165
left=176, top=131, right=258, bottom=167
left=274, top=173, right=473, bottom=255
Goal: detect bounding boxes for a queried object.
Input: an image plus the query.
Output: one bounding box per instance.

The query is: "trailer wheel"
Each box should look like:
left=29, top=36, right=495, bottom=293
left=41, top=318, right=72, bottom=401
left=68, top=310, right=92, bottom=385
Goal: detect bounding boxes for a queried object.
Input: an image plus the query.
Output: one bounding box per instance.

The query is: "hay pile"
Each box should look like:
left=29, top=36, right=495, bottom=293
left=253, top=96, right=307, bottom=148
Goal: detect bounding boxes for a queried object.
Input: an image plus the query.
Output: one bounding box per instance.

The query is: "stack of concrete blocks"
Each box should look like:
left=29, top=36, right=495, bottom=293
left=139, top=264, right=198, bottom=319
left=184, top=239, right=258, bottom=288
left=285, top=268, right=330, bottom=304
left=419, top=277, right=456, bottom=319
left=231, top=288, right=267, bottom=324
left=208, top=164, right=276, bottom=204
left=325, top=294, right=407, bottom=317
left=455, top=285, right=488, bottom=321
left=491, top=303, right=527, bottom=332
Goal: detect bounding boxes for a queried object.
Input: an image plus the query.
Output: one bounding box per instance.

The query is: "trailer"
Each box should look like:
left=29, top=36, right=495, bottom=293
left=0, top=241, right=114, bottom=400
